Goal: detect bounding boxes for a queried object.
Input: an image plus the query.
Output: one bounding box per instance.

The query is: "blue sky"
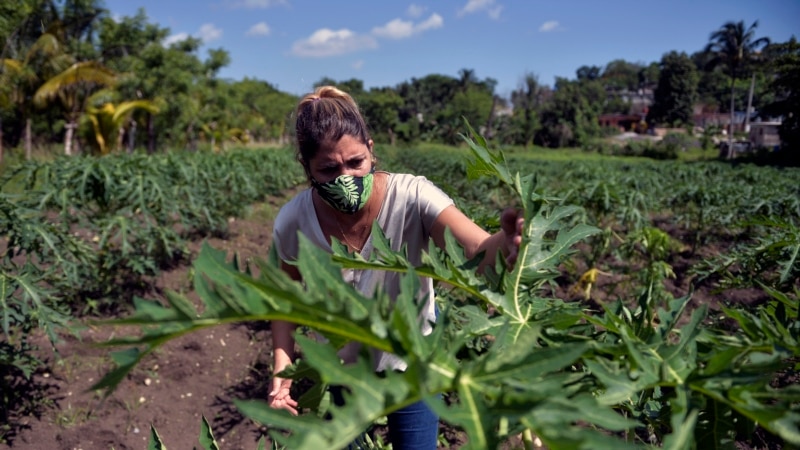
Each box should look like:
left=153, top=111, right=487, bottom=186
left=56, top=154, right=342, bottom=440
left=103, top=0, right=800, bottom=99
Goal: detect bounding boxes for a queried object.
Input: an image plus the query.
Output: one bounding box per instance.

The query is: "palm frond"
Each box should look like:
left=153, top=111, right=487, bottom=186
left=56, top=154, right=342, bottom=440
left=26, top=33, right=64, bottom=62
left=33, top=61, right=116, bottom=107
left=0, top=59, right=23, bottom=75
left=111, top=100, right=159, bottom=123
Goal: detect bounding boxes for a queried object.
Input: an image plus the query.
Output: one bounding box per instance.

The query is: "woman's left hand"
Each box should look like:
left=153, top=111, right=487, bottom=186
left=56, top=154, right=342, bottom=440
left=500, top=208, right=524, bottom=267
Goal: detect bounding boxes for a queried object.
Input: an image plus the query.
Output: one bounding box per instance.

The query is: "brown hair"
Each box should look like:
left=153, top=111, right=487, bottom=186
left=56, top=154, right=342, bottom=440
left=294, top=85, right=372, bottom=166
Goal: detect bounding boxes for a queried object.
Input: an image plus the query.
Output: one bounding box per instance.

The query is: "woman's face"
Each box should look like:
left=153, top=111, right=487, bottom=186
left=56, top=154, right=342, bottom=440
left=307, top=134, right=373, bottom=183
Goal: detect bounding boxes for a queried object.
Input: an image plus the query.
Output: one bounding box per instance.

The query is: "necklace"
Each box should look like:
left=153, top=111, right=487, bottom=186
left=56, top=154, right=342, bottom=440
left=332, top=213, right=363, bottom=289
left=333, top=215, right=364, bottom=253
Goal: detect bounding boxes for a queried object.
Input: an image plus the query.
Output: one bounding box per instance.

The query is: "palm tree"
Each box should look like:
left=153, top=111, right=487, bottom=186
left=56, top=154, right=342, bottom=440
left=457, top=68, right=477, bottom=92
left=34, top=60, right=116, bottom=155
left=513, top=73, right=544, bottom=148
left=85, top=98, right=159, bottom=155
left=0, top=60, right=18, bottom=164
left=704, top=20, right=770, bottom=158
left=2, top=32, right=73, bottom=159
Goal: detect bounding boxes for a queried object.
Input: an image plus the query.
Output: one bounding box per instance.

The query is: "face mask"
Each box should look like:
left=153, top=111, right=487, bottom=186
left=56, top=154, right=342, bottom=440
left=311, top=167, right=375, bottom=214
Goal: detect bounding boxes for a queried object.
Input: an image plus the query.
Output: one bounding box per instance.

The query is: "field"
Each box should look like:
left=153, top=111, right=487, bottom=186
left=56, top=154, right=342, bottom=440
left=2, top=213, right=280, bottom=449
left=1, top=140, right=799, bottom=449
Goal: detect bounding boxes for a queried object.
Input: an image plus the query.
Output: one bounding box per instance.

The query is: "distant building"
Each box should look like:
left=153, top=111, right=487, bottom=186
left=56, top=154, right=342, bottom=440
left=692, top=112, right=751, bottom=132
left=598, top=88, right=652, bottom=132
left=598, top=113, right=644, bottom=132
left=625, top=89, right=653, bottom=117
left=748, top=121, right=781, bottom=149
left=691, top=104, right=750, bottom=133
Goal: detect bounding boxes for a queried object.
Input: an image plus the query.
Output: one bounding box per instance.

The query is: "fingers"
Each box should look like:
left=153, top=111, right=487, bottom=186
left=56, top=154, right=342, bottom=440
left=501, top=208, right=524, bottom=268
left=500, top=208, right=519, bottom=234
left=268, top=387, right=299, bottom=415
left=270, top=376, right=288, bottom=392
left=513, top=217, right=523, bottom=245
left=268, top=378, right=299, bottom=415
left=501, top=209, right=524, bottom=235
left=505, top=244, right=519, bottom=267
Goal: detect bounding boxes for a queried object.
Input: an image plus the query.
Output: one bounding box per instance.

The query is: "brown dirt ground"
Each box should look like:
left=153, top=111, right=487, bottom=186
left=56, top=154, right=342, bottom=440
left=0, top=194, right=779, bottom=450
left=2, top=212, right=277, bottom=450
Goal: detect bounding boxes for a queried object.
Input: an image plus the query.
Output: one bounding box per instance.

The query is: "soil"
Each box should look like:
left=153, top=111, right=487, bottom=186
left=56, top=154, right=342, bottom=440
left=0, top=192, right=780, bottom=450
left=2, top=211, right=278, bottom=450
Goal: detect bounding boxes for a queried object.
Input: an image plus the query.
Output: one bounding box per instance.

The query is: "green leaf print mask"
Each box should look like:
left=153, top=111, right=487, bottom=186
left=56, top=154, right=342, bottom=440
left=311, top=167, right=375, bottom=214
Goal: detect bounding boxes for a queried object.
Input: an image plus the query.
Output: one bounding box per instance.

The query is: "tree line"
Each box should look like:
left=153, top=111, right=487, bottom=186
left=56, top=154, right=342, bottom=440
left=1, top=0, right=798, bottom=163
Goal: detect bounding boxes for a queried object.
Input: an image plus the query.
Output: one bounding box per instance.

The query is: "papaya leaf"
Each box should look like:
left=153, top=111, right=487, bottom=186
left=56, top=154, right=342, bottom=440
left=148, top=425, right=166, bottom=450
left=458, top=118, right=512, bottom=186
left=519, top=391, right=645, bottom=449
left=237, top=336, right=417, bottom=449
left=663, top=412, right=700, bottom=450
left=429, top=371, right=495, bottom=450
left=198, top=415, right=220, bottom=450
left=694, top=397, right=737, bottom=450
left=90, top=238, right=401, bottom=395
left=479, top=342, right=588, bottom=385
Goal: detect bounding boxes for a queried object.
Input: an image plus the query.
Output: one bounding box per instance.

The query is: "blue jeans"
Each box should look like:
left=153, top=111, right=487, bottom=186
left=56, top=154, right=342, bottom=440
left=386, top=397, right=439, bottom=449
left=330, top=386, right=439, bottom=449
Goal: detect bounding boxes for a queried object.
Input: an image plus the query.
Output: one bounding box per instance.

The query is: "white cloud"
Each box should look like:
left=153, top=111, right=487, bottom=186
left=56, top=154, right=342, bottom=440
left=488, top=6, right=503, bottom=20
left=352, top=60, right=364, bottom=70
left=291, top=28, right=378, bottom=57
left=231, top=0, right=288, bottom=8
left=163, top=23, right=223, bottom=46
left=163, top=32, right=189, bottom=46
left=198, top=23, right=223, bottom=42
left=407, top=4, right=426, bottom=18
left=458, top=0, right=501, bottom=18
left=372, top=19, right=414, bottom=39
left=246, top=22, right=271, bottom=36
left=372, top=13, right=443, bottom=40
left=539, top=20, right=560, bottom=32
left=417, top=13, right=444, bottom=31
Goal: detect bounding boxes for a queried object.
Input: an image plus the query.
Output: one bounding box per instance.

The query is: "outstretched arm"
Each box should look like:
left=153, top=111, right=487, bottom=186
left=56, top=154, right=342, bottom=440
left=268, top=261, right=301, bottom=415
left=431, top=205, right=524, bottom=272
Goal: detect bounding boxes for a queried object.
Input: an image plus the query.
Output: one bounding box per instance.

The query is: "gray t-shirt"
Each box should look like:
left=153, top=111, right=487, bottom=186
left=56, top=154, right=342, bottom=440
left=272, top=172, right=454, bottom=370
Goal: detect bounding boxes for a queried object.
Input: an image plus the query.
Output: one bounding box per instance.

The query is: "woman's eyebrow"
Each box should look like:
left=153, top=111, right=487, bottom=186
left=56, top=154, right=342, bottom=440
left=317, top=150, right=367, bottom=167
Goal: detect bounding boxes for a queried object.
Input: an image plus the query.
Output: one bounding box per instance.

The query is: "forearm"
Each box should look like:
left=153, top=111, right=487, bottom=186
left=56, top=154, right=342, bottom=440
left=432, top=206, right=510, bottom=273
left=268, top=318, right=300, bottom=414
left=272, top=319, right=297, bottom=374
left=474, top=230, right=507, bottom=273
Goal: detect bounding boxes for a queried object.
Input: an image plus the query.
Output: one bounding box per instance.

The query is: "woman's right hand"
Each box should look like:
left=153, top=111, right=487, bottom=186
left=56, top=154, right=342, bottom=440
left=500, top=208, right=524, bottom=267
left=268, top=376, right=299, bottom=415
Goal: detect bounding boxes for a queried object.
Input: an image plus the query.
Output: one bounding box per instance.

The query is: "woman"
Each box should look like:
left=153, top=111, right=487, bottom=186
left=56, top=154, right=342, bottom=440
left=268, top=85, right=523, bottom=449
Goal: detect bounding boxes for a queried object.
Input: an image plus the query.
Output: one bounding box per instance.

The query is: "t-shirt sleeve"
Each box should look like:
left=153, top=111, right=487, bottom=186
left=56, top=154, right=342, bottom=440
left=271, top=194, right=305, bottom=263
left=412, top=175, right=455, bottom=233
left=271, top=210, right=294, bottom=262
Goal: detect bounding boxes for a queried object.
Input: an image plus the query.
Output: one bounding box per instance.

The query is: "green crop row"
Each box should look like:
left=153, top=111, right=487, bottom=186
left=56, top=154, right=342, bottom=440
left=0, top=147, right=304, bottom=421
left=380, top=144, right=800, bottom=291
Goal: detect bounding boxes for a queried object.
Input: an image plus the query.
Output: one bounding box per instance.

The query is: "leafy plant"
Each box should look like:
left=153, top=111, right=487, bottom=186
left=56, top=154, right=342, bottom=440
left=691, top=216, right=800, bottom=290
left=88, top=125, right=800, bottom=449
left=147, top=415, right=265, bottom=450
left=0, top=146, right=303, bottom=433
left=0, top=194, right=89, bottom=426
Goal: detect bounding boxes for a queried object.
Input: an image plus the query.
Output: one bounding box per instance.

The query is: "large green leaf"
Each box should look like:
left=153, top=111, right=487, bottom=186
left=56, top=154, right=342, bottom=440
left=198, top=415, right=220, bottom=450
